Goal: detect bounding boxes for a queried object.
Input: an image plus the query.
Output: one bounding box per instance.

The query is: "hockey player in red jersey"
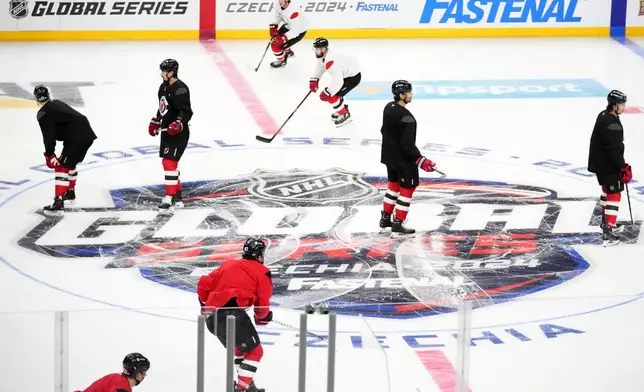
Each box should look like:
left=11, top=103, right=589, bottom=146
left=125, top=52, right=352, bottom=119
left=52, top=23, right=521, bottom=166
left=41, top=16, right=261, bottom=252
left=148, top=59, right=193, bottom=214
left=197, top=238, right=273, bottom=392
left=269, top=0, right=309, bottom=68
left=587, top=89, right=632, bottom=247
left=34, top=85, right=97, bottom=216
left=308, top=37, right=362, bottom=127
left=74, top=353, right=150, bottom=392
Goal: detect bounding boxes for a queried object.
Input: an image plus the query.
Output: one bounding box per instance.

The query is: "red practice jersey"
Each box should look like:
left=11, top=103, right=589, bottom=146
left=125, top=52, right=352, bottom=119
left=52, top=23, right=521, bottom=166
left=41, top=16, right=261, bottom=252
left=75, top=373, right=131, bottom=392
left=198, top=258, right=273, bottom=319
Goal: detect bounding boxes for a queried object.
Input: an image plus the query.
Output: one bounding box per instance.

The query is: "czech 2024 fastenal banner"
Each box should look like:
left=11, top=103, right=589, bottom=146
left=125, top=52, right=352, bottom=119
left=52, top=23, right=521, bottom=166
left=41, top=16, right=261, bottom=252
left=3, top=0, right=199, bottom=31
left=216, top=0, right=612, bottom=31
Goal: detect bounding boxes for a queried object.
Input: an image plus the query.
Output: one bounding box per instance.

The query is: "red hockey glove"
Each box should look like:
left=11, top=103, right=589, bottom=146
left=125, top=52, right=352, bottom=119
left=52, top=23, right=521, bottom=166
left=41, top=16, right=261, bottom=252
left=309, top=78, right=319, bottom=92
left=320, top=88, right=333, bottom=102
left=255, top=310, right=273, bottom=326
left=416, top=156, right=436, bottom=172
left=167, top=120, right=183, bottom=136
left=149, top=117, right=161, bottom=136
left=621, top=164, right=633, bottom=184
left=269, top=23, right=279, bottom=37
left=44, top=153, right=59, bottom=169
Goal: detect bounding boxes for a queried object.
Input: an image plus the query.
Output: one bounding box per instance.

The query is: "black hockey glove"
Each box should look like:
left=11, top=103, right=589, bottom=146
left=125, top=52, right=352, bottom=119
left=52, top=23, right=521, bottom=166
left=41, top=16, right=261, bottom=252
left=255, top=311, right=273, bottom=326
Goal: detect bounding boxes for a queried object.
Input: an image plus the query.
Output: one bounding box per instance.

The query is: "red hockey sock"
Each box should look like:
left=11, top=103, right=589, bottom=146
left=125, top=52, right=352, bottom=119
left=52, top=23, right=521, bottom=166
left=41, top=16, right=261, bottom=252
left=604, top=191, right=621, bottom=228
left=68, top=167, right=78, bottom=189
left=177, top=178, right=182, bottom=192
left=394, top=187, right=416, bottom=222
left=383, top=182, right=400, bottom=214
left=54, top=167, right=70, bottom=197
left=237, top=344, right=263, bottom=390
left=162, top=158, right=179, bottom=196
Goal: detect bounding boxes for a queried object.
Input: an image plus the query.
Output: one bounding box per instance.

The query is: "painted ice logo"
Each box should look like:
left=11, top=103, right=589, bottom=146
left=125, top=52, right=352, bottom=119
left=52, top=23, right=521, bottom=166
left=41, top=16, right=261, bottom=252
left=419, top=0, right=581, bottom=24
left=17, top=168, right=642, bottom=318
left=9, top=0, right=28, bottom=18
left=0, top=81, right=95, bottom=108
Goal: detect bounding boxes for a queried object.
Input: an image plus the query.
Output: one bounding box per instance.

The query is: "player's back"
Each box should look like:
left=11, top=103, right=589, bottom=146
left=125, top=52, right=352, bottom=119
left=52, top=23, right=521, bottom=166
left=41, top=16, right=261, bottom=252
left=325, top=48, right=360, bottom=78
left=199, top=258, right=270, bottom=308
left=37, top=100, right=94, bottom=141
left=75, top=372, right=131, bottom=392
left=380, top=101, right=414, bottom=166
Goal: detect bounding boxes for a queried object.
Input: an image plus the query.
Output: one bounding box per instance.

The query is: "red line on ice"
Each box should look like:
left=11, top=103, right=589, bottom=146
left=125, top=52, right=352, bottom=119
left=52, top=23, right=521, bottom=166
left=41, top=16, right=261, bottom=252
left=200, top=41, right=278, bottom=135
left=416, top=350, right=472, bottom=392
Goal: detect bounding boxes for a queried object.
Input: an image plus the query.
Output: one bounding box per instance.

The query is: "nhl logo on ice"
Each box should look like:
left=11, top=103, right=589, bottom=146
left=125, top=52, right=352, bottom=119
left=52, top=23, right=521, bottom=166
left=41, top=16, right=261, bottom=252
left=247, top=168, right=378, bottom=204
left=9, top=0, right=28, bottom=19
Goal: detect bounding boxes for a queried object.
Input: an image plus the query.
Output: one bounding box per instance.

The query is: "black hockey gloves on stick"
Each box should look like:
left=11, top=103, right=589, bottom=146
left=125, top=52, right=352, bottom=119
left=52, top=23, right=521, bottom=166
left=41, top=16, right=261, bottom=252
left=256, top=90, right=312, bottom=143
left=255, top=41, right=271, bottom=72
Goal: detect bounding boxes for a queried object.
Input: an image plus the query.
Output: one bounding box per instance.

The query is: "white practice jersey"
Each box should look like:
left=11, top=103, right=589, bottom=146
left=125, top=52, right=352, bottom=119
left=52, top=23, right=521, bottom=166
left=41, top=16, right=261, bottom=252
left=312, top=48, right=361, bottom=96
left=273, top=0, right=308, bottom=37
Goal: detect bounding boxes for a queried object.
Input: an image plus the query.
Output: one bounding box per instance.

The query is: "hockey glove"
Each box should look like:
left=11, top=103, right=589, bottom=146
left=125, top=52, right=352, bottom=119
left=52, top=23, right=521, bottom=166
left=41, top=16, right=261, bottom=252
left=149, top=117, right=161, bottom=136
left=44, top=153, right=59, bottom=169
left=269, top=23, right=279, bottom=37
left=621, top=164, right=633, bottom=184
left=167, top=120, right=183, bottom=136
left=320, top=88, right=333, bottom=102
left=255, top=310, right=273, bottom=326
left=309, top=78, right=319, bottom=92
left=416, top=156, right=436, bottom=172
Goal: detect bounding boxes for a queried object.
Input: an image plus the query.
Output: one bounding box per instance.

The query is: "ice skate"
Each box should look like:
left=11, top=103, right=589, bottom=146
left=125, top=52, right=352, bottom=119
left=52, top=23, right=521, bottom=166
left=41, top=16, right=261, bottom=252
left=379, top=210, right=392, bottom=228
left=602, top=225, right=621, bottom=247
left=286, top=48, right=295, bottom=58
left=158, top=195, right=175, bottom=214
left=391, top=217, right=415, bottom=236
left=270, top=57, right=287, bottom=69
left=43, top=197, right=64, bottom=217
left=173, top=190, right=184, bottom=209
left=334, top=111, right=352, bottom=127
left=332, top=104, right=349, bottom=120
left=62, top=189, right=76, bottom=205
left=234, top=380, right=264, bottom=392
left=600, top=215, right=624, bottom=234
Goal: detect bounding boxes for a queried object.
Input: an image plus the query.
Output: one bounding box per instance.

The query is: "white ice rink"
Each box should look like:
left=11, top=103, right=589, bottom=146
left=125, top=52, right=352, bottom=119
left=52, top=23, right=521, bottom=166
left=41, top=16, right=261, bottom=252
left=1, top=37, right=644, bottom=392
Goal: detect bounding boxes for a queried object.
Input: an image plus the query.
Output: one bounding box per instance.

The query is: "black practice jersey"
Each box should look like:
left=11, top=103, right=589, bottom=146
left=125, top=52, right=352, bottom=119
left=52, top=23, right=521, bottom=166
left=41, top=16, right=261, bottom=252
left=587, top=110, right=625, bottom=176
left=380, top=101, right=422, bottom=167
left=157, top=79, right=193, bottom=141
left=36, top=100, right=97, bottom=156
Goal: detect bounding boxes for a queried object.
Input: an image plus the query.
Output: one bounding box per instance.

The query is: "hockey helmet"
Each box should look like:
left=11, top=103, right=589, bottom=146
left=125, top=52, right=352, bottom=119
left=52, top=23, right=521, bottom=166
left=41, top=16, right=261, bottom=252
left=392, top=80, right=412, bottom=98
left=313, top=37, right=329, bottom=49
left=123, top=353, right=150, bottom=377
left=160, top=59, right=179, bottom=76
left=242, top=238, right=267, bottom=261
left=607, top=90, right=627, bottom=105
left=33, top=85, right=50, bottom=103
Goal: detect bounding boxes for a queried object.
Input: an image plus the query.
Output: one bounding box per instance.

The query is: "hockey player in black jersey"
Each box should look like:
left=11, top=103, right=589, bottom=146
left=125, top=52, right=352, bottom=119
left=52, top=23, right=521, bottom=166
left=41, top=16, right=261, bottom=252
left=34, top=85, right=97, bottom=216
left=149, top=59, right=193, bottom=214
left=379, top=80, right=439, bottom=235
left=587, top=89, right=632, bottom=247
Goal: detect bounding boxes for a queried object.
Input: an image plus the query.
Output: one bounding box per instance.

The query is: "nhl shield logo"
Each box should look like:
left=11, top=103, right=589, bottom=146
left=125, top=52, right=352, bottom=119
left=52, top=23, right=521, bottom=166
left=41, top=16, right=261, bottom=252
left=248, top=168, right=378, bottom=204
left=9, top=0, right=28, bottom=19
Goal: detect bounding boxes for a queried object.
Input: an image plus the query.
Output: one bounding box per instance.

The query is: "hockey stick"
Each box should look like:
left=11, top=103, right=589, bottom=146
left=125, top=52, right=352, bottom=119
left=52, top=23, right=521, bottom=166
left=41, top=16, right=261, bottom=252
left=626, top=183, right=634, bottom=225
left=256, top=91, right=312, bottom=144
left=434, top=168, right=447, bottom=178
left=255, top=41, right=271, bottom=72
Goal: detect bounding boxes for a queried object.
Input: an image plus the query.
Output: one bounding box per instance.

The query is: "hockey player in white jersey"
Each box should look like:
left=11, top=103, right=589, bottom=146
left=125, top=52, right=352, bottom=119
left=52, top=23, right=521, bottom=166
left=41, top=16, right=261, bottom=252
left=269, top=0, right=309, bottom=69
left=309, top=37, right=362, bottom=127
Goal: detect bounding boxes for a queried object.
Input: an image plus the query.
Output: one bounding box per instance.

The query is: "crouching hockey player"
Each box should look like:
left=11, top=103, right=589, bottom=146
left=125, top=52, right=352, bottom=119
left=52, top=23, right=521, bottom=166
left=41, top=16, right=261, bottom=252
left=587, top=89, right=633, bottom=247
left=269, top=0, right=308, bottom=68
left=197, top=238, right=273, bottom=392
left=74, top=353, right=150, bottom=392
left=309, top=37, right=361, bottom=127
left=34, top=85, right=97, bottom=216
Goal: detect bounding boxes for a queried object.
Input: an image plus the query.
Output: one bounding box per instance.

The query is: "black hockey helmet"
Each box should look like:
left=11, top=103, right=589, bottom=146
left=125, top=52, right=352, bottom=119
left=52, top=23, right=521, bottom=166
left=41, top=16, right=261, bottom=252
left=607, top=89, right=627, bottom=105
left=160, top=59, right=179, bottom=76
left=392, top=80, right=412, bottom=99
left=33, top=85, right=50, bottom=103
left=123, top=353, right=150, bottom=377
left=242, top=238, right=267, bottom=262
left=313, top=37, right=329, bottom=49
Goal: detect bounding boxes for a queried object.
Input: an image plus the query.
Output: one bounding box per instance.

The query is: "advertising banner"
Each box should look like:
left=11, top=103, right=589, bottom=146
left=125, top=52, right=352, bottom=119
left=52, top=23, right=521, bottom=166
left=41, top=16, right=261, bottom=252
left=216, top=0, right=612, bottom=36
left=626, top=0, right=644, bottom=29
left=2, top=0, right=199, bottom=32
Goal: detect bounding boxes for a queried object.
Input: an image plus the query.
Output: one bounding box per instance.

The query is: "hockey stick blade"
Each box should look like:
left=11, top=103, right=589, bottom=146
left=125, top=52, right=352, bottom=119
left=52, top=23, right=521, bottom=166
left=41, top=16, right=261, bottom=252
left=434, top=168, right=447, bottom=178
left=255, top=135, right=276, bottom=143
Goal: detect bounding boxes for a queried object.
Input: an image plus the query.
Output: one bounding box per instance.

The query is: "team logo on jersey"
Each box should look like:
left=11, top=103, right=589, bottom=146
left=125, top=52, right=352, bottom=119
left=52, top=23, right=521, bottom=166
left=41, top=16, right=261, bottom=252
left=9, top=0, right=28, bottom=18
left=18, top=168, right=642, bottom=318
left=159, top=96, right=169, bottom=116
